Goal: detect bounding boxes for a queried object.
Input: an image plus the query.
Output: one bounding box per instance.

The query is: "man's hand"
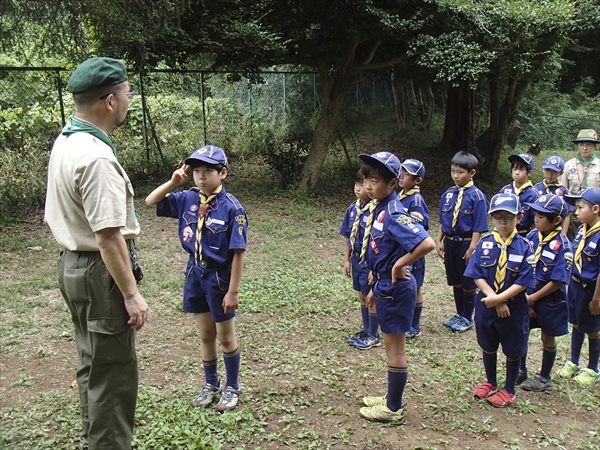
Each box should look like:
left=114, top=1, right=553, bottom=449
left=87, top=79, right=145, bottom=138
left=125, top=293, right=149, bottom=330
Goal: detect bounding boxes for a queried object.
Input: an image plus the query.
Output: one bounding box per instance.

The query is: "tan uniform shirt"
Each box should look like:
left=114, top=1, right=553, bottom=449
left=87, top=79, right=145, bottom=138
left=45, top=132, right=139, bottom=251
left=559, top=156, right=600, bottom=195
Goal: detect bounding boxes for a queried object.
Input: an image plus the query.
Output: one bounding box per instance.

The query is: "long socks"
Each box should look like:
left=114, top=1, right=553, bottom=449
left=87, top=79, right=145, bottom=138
left=588, top=334, right=600, bottom=372
left=504, top=357, right=521, bottom=395
left=223, top=347, right=241, bottom=389
left=368, top=312, right=380, bottom=338
left=462, top=289, right=475, bottom=321
left=482, top=351, right=497, bottom=387
left=360, top=306, right=369, bottom=333
left=202, top=357, right=219, bottom=387
left=386, top=366, right=407, bottom=412
left=540, top=344, right=557, bottom=379
left=570, top=327, right=586, bottom=367
left=411, top=303, right=423, bottom=330
left=453, top=286, right=464, bottom=317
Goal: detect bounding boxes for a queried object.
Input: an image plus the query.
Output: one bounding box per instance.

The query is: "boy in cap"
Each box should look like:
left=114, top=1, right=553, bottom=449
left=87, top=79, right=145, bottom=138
left=519, top=195, right=573, bottom=392
left=558, top=188, right=600, bottom=384
left=533, top=156, right=571, bottom=233
left=464, top=193, right=535, bottom=407
left=500, top=154, right=540, bottom=236
left=436, top=151, right=489, bottom=333
left=398, top=159, right=430, bottom=338
left=340, top=170, right=381, bottom=350
left=559, top=129, right=600, bottom=240
left=357, top=151, right=435, bottom=425
left=45, top=57, right=148, bottom=450
left=146, top=145, right=248, bottom=410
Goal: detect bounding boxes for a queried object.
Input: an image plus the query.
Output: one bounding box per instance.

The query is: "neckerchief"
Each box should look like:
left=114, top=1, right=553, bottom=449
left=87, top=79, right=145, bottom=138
left=195, top=185, right=223, bottom=265
left=575, top=220, right=600, bottom=273
left=535, top=227, right=562, bottom=264
left=399, top=186, right=420, bottom=201
left=576, top=154, right=597, bottom=189
left=542, top=180, right=564, bottom=195
left=349, top=199, right=372, bottom=251
left=492, top=228, right=517, bottom=292
left=359, top=200, right=380, bottom=263
left=513, top=180, right=533, bottom=197
left=452, top=181, right=473, bottom=228
left=62, top=115, right=115, bottom=153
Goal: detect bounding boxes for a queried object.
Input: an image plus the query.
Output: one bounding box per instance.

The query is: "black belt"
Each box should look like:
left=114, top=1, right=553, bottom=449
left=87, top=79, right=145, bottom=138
left=375, top=272, right=392, bottom=280
left=444, top=235, right=472, bottom=242
left=517, top=230, right=529, bottom=235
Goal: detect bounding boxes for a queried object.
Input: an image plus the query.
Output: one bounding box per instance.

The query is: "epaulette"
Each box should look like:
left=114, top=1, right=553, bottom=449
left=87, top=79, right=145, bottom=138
left=189, top=187, right=200, bottom=192
left=474, top=188, right=487, bottom=200
left=226, top=193, right=243, bottom=210
left=388, top=199, right=403, bottom=215
left=413, top=194, right=423, bottom=206
left=480, top=231, right=493, bottom=239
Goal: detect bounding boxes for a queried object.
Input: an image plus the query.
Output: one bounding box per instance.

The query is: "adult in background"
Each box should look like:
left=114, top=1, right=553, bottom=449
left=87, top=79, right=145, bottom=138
left=45, top=57, right=149, bottom=450
left=559, top=129, right=600, bottom=240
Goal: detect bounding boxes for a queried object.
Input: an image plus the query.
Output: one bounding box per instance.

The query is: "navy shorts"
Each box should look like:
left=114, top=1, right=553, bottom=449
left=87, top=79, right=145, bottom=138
left=529, top=294, right=569, bottom=337
left=443, top=239, right=476, bottom=290
left=568, top=279, right=600, bottom=333
left=373, top=275, right=416, bottom=334
left=183, top=264, right=236, bottom=323
left=351, top=255, right=371, bottom=296
left=412, top=258, right=425, bottom=288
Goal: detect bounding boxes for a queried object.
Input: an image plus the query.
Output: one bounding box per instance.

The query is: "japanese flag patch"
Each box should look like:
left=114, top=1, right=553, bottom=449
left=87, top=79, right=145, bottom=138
left=482, top=241, right=494, bottom=249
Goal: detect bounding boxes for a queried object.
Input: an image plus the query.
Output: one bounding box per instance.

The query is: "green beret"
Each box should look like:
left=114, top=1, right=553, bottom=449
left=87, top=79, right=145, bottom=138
left=67, top=57, right=127, bottom=94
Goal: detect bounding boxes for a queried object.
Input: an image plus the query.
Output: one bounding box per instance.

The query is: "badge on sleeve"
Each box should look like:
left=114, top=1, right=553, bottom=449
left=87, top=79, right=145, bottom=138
left=235, top=215, right=247, bottom=225
left=482, top=241, right=493, bottom=249
left=564, top=251, right=573, bottom=264
left=549, top=240, right=560, bottom=251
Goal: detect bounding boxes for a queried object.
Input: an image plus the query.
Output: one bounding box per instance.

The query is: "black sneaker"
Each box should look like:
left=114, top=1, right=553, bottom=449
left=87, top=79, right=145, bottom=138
left=347, top=330, right=367, bottom=345
left=516, top=370, right=528, bottom=385
left=520, top=374, right=553, bottom=391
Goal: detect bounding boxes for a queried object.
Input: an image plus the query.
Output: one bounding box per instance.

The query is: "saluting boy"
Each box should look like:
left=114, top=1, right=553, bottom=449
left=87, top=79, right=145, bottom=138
left=558, top=188, right=600, bottom=384
left=465, top=193, right=535, bottom=407
left=398, top=159, right=430, bottom=339
left=436, top=151, right=489, bottom=333
left=340, top=171, right=381, bottom=350
left=357, top=151, right=435, bottom=425
left=500, top=154, right=540, bottom=236
left=519, top=195, right=573, bottom=392
left=146, top=145, right=248, bottom=411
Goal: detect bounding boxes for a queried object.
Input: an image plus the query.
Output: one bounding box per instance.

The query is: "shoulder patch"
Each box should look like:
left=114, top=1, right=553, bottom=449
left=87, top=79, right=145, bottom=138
left=410, top=211, right=424, bottom=222
left=396, top=214, right=413, bottom=226
left=226, top=193, right=243, bottom=209
left=564, top=251, right=573, bottom=264
left=235, top=215, right=247, bottom=225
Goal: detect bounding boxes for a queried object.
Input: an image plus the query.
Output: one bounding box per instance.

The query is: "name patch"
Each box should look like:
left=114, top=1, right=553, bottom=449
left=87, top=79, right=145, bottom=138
left=508, top=254, right=523, bottom=263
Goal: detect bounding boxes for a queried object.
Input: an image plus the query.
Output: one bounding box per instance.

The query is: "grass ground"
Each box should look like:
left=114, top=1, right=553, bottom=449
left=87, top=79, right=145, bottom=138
left=1, top=146, right=599, bottom=450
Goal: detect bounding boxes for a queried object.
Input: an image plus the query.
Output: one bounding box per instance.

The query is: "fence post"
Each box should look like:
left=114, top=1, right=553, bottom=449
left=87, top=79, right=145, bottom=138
left=56, top=69, right=66, bottom=126
left=201, top=72, right=207, bottom=144
left=139, top=74, right=151, bottom=161
left=283, top=73, right=286, bottom=128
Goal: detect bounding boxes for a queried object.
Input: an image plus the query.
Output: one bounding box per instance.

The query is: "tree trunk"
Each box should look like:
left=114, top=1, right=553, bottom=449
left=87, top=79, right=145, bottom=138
left=423, top=85, right=434, bottom=131
left=440, top=83, right=475, bottom=153
left=390, top=67, right=405, bottom=131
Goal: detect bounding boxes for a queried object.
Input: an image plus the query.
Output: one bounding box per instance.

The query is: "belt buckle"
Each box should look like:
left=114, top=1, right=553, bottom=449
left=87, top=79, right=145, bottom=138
left=199, top=260, right=208, bottom=268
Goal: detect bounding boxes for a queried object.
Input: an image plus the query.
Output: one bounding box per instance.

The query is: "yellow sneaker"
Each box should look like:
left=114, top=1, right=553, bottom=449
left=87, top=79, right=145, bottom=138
left=362, top=395, right=386, bottom=407
left=557, top=361, right=580, bottom=379
left=359, top=403, right=405, bottom=425
left=573, top=368, right=600, bottom=385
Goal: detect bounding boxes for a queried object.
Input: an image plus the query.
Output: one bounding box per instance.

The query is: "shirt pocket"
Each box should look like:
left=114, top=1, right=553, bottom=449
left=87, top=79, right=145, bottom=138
left=479, top=258, right=498, bottom=269
left=206, top=220, right=228, bottom=235
left=441, top=203, right=453, bottom=214
left=182, top=210, right=199, bottom=225
left=583, top=246, right=599, bottom=261
left=535, top=258, right=556, bottom=281
left=507, top=259, right=523, bottom=278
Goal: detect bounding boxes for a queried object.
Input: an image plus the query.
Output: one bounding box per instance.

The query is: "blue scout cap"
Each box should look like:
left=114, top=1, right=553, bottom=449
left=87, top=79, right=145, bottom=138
left=185, top=145, right=229, bottom=168
left=565, top=187, right=600, bottom=207
left=508, top=153, right=534, bottom=172
left=68, top=57, right=127, bottom=94
left=489, top=193, right=521, bottom=215
left=527, top=194, right=567, bottom=217
left=401, top=158, right=425, bottom=178
left=359, top=151, right=401, bottom=179
left=542, top=156, right=564, bottom=173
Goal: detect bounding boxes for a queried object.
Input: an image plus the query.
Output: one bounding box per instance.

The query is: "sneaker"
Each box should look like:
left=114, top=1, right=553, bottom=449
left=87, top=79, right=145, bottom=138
left=473, top=382, right=498, bottom=399
left=406, top=327, right=421, bottom=339
left=359, top=403, right=405, bottom=425
left=487, top=389, right=515, bottom=408
left=520, top=374, right=553, bottom=392
left=191, top=383, right=221, bottom=407
left=557, top=361, right=580, bottom=379
left=362, top=394, right=387, bottom=407
left=573, top=368, right=600, bottom=385
left=353, top=334, right=382, bottom=350
left=442, top=314, right=461, bottom=328
left=451, top=316, right=473, bottom=333
left=347, top=330, right=367, bottom=345
left=516, top=369, right=528, bottom=385
left=217, top=386, right=241, bottom=412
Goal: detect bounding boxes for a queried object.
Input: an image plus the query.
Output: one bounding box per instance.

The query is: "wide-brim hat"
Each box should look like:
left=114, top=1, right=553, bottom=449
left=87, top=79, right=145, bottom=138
left=526, top=194, right=567, bottom=217
left=185, top=145, right=229, bottom=168
left=359, top=151, right=401, bottom=179
left=401, top=158, right=425, bottom=178
left=572, top=129, right=599, bottom=144
left=565, top=188, right=600, bottom=207
left=508, top=153, right=534, bottom=171
left=489, top=193, right=520, bottom=215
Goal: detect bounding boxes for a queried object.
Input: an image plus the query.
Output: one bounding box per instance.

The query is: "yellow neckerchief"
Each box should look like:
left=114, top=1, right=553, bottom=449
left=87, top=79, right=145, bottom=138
left=452, top=181, right=473, bottom=228
left=535, top=226, right=562, bottom=264
left=195, top=185, right=223, bottom=265
left=542, top=180, right=564, bottom=195
left=492, top=228, right=518, bottom=292
left=349, top=199, right=372, bottom=250
left=359, top=200, right=380, bottom=263
left=399, top=186, right=420, bottom=201
left=575, top=220, right=600, bottom=273
left=513, top=180, right=533, bottom=196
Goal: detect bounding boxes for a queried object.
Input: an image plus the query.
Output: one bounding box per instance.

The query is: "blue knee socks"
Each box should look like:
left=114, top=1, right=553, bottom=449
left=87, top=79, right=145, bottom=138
left=482, top=351, right=497, bottom=387
left=223, top=347, right=241, bottom=389
left=202, top=358, right=219, bottom=387
left=368, top=312, right=379, bottom=338
left=540, top=345, right=557, bottom=379
left=570, top=327, right=586, bottom=367
left=588, top=335, right=600, bottom=372
left=504, top=357, right=520, bottom=395
left=360, top=306, right=369, bottom=333
left=453, top=287, right=463, bottom=317
left=386, top=366, right=407, bottom=412
left=411, top=303, right=423, bottom=330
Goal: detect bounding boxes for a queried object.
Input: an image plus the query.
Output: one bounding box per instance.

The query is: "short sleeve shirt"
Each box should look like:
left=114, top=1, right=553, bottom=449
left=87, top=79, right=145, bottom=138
left=156, top=187, right=248, bottom=267
left=559, top=156, right=600, bottom=194
left=45, top=132, right=139, bottom=251
left=439, top=185, right=489, bottom=236
left=499, top=183, right=539, bottom=233
left=340, top=200, right=371, bottom=256
left=399, top=190, right=430, bottom=231
left=525, top=229, right=572, bottom=295
left=571, top=226, right=600, bottom=284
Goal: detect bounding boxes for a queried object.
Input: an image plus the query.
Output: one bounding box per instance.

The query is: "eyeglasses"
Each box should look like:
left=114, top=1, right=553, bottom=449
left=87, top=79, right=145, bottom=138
left=99, top=90, right=136, bottom=100
left=491, top=212, right=516, bottom=221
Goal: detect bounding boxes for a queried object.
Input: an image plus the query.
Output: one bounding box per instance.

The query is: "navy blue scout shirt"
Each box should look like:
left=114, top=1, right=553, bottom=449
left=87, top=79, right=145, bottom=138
left=571, top=226, right=600, bottom=284
left=500, top=184, right=540, bottom=233
left=464, top=233, right=535, bottom=321
left=340, top=200, right=370, bottom=255
left=156, top=186, right=248, bottom=268
left=533, top=182, right=573, bottom=213
left=399, top=190, right=429, bottom=271
left=366, top=193, right=430, bottom=275
left=525, top=229, right=572, bottom=297
left=439, top=185, right=489, bottom=237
